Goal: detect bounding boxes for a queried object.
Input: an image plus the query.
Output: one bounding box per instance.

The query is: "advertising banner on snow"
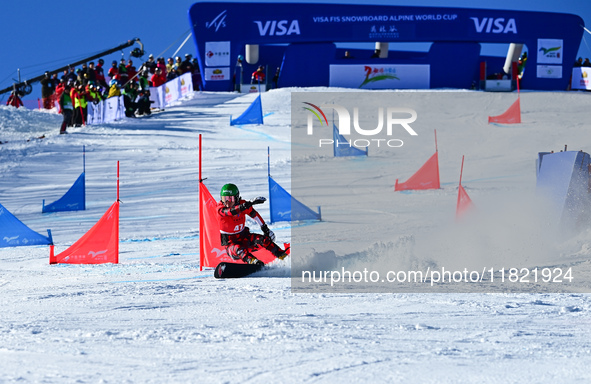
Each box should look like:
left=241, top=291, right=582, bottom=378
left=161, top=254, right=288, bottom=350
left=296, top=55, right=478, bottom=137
left=329, top=64, right=430, bottom=89
left=150, top=73, right=194, bottom=109
left=87, top=96, right=125, bottom=125
left=104, top=96, right=125, bottom=123
left=571, top=67, right=591, bottom=90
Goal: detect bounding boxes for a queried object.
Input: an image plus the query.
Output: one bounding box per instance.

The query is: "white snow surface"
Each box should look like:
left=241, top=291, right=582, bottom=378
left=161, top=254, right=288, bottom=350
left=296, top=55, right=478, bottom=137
left=0, top=88, right=591, bottom=383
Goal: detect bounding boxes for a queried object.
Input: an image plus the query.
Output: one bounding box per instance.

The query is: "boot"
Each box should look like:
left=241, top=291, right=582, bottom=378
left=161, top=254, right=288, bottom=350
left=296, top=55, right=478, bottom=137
left=274, top=247, right=289, bottom=260
left=243, top=254, right=262, bottom=265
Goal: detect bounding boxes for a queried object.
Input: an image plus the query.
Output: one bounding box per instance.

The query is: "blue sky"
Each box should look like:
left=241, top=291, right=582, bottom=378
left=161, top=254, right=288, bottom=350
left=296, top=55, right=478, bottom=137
left=2, top=0, right=590, bottom=100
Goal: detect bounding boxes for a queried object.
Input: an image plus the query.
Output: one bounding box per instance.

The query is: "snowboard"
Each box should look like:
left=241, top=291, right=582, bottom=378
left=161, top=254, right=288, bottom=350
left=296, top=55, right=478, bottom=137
left=214, top=262, right=264, bottom=278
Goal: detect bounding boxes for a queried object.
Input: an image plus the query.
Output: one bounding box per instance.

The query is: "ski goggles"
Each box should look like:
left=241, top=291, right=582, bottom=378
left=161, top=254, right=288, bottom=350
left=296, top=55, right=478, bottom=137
left=221, top=195, right=238, bottom=204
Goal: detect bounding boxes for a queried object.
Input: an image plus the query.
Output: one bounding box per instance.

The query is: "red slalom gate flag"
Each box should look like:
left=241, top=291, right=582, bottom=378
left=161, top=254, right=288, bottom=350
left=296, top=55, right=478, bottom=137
left=488, top=98, right=521, bottom=124
left=455, top=155, right=474, bottom=219
left=50, top=201, right=119, bottom=264
left=395, top=152, right=441, bottom=191
left=456, top=184, right=473, bottom=218
left=199, top=182, right=277, bottom=269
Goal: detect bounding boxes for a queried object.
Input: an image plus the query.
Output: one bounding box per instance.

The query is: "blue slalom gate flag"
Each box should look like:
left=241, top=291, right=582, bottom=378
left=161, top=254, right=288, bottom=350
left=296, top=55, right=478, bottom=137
left=333, top=124, right=368, bottom=157
left=0, top=203, right=52, bottom=247
left=42, top=146, right=86, bottom=213
left=269, top=176, right=322, bottom=223
left=230, top=94, right=263, bottom=125
left=42, top=172, right=86, bottom=213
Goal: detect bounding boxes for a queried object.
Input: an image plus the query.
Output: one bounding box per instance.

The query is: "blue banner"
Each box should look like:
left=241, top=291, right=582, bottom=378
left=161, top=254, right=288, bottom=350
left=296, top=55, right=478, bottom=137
left=189, top=3, right=584, bottom=91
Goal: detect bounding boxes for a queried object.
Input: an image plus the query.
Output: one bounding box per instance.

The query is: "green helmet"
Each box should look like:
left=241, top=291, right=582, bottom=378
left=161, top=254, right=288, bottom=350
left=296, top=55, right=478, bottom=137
left=220, top=183, right=239, bottom=198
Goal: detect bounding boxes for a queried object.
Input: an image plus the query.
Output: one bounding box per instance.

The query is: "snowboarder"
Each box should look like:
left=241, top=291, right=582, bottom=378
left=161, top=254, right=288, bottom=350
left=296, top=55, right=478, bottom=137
left=217, top=183, right=288, bottom=265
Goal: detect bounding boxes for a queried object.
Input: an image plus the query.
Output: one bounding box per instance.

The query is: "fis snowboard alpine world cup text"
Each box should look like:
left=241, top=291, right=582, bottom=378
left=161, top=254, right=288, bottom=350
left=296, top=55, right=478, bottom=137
left=303, top=102, right=418, bottom=149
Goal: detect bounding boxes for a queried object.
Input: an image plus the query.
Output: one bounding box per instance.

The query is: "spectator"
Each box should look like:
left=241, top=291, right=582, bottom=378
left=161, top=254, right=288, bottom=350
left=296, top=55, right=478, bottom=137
left=166, top=58, right=175, bottom=73
left=251, top=66, right=265, bottom=84
left=70, top=81, right=82, bottom=126
left=59, top=83, right=73, bottom=134
left=66, top=67, right=77, bottom=84
left=574, top=57, right=583, bottom=67
left=233, top=55, right=243, bottom=91
left=86, top=62, right=97, bottom=84
left=151, top=67, right=167, bottom=87
left=179, top=54, right=195, bottom=75
left=145, top=54, right=157, bottom=74
left=342, top=51, right=354, bottom=59
left=40, top=71, right=55, bottom=109
left=583, top=58, right=591, bottom=67
left=107, top=79, right=121, bottom=98
left=108, top=61, right=118, bottom=84
left=80, top=63, right=89, bottom=81
left=6, top=91, right=23, bottom=108
left=60, top=69, right=69, bottom=83
left=95, top=59, right=108, bottom=89
left=49, top=73, right=59, bottom=108
left=272, top=67, right=280, bottom=89
left=126, top=59, right=137, bottom=84
left=86, top=83, right=102, bottom=104
left=78, top=81, right=88, bottom=125
left=156, top=57, right=167, bottom=77
left=122, top=82, right=138, bottom=117
left=76, top=68, right=84, bottom=84
left=175, top=56, right=182, bottom=71
left=118, top=59, right=129, bottom=85
left=138, top=69, right=150, bottom=91
left=135, top=90, right=152, bottom=116
left=54, top=79, right=66, bottom=113
left=167, top=65, right=179, bottom=81
left=371, top=49, right=381, bottom=58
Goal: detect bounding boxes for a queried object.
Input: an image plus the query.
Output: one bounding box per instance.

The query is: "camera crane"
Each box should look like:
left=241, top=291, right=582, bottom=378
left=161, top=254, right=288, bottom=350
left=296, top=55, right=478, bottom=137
left=0, top=37, right=144, bottom=97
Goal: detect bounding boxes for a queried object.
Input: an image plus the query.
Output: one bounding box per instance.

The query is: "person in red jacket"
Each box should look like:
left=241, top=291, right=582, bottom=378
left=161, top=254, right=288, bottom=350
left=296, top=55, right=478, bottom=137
left=54, top=79, right=66, bottom=113
left=107, top=61, right=119, bottom=85
left=251, top=66, right=265, bottom=84
left=150, top=68, right=167, bottom=87
left=6, top=91, right=23, bottom=108
left=126, top=59, right=137, bottom=84
left=95, top=59, right=108, bottom=89
left=217, top=183, right=288, bottom=265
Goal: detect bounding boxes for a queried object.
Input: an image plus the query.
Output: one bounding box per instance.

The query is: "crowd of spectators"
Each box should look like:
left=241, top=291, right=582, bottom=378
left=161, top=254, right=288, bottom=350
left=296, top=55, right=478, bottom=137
left=23, top=53, right=202, bottom=132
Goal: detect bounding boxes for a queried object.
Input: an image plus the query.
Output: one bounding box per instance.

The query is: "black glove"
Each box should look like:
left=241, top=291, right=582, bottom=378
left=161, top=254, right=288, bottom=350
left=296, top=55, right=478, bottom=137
left=261, top=224, right=275, bottom=241
left=238, top=197, right=266, bottom=211
left=239, top=201, right=253, bottom=210
left=250, top=196, right=266, bottom=205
